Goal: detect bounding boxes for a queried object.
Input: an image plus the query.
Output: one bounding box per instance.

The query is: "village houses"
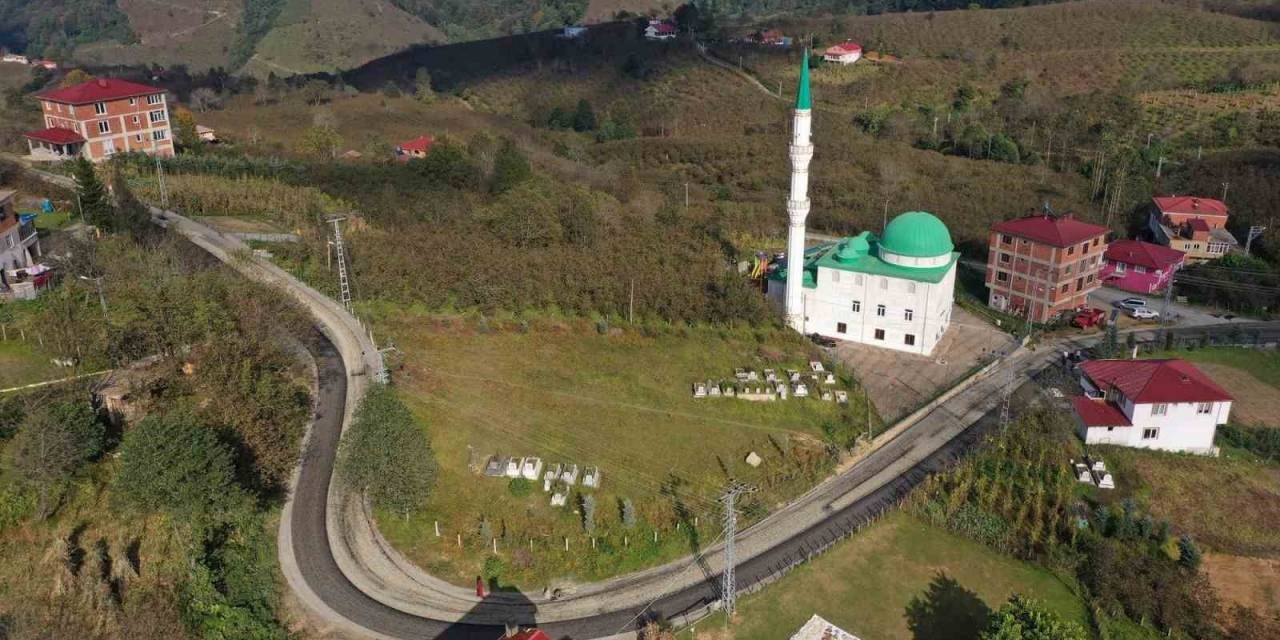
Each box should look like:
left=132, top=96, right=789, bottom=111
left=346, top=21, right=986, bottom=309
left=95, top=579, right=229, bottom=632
left=1072, top=358, right=1231, bottom=455
left=1101, top=239, right=1185, bottom=294
left=24, top=77, right=174, bottom=162
left=823, top=41, right=863, bottom=64
left=985, top=212, right=1109, bottom=323
left=1147, top=195, right=1237, bottom=262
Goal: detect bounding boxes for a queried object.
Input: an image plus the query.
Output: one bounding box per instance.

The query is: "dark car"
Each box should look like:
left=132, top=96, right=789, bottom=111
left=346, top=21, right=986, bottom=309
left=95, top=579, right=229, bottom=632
left=809, top=333, right=838, bottom=348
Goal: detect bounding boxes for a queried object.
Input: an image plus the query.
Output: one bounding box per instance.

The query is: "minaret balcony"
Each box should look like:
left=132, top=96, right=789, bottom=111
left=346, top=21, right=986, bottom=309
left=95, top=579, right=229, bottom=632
left=789, top=144, right=814, bottom=156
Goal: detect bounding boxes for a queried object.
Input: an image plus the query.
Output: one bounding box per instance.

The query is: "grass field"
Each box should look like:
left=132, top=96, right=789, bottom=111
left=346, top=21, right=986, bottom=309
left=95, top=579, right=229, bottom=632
left=0, top=340, right=60, bottom=389
left=367, top=306, right=871, bottom=588
left=1141, top=347, right=1280, bottom=428
left=686, top=511, right=1088, bottom=640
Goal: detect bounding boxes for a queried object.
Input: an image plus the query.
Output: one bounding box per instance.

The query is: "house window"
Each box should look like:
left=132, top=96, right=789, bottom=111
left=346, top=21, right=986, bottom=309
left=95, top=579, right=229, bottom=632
left=851, top=300, right=861, bottom=312
left=836, top=322, right=847, bottom=334
left=93, top=101, right=107, bottom=115
left=996, top=271, right=1009, bottom=283
left=874, top=329, right=885, bottom=340
left=1135, top=265, right=1147, bottom=274
left=876, top=304, right=886, bottom=317
left=147, top=94, right=163, bottom=105
left=904, top=334, right=916, bottom=346
left=46, top=116, right=54, bottom=127
left=1086, top=274, right=1094, bottom=283
left=1152, top=403, right=1168, bottom=416
left=1067, top=246, right=1075, bottom=255
left=1142, top=427, right=1159, bottom=440
left=1000, top=234, right=1012, bottom=245
left=1081, top=242, right=1089, bottom=253
left=1196, top=402, right=1213, bottom=414
left=135, top=134, right=142, bottom=142
left=1115, top=262, right=1126, bottom=273
left=1065, top=264, right=1073, bottom=274
left=97, top=120, right=110, bottom=134
left=152, top=129, right=168, bottom=141
left=149, top=110, right=165, bottom=123
left=906, top=282, right=917, bottom=294
left=1093, top=238, right=1100, bottom=247
left=102, top=139, right=116, bottom=156
left=1061, top=283, right=1069, bottom=293
left=1076, top=277, right=1084, bottom=289
left=129, top=97, right=137, bottom=105
left=999, top=253, right=1011, bottom=264
left=132, top=115, right=140, bottom=125
left=904, top=309, right=914, bottom=321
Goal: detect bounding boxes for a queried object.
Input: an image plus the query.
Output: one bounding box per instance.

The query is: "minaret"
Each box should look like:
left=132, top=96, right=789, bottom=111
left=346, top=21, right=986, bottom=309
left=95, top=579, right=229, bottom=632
left=784, top=50, right=814, bottom=332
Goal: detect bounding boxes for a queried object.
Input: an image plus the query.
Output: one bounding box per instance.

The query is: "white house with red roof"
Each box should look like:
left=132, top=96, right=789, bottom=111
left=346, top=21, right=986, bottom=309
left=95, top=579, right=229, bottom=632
left=1100, top=239, right=1185, bottom=294
left=1147, top=195, right=1237, bottom=263
left=823, top=41, right=863, bottom=65
left=645, top=20, right=677, bottom=40
left=395, top=135, right=434, bottom=160
left=24, top=77, right=173, bottom=162
left=1072, top=358, right=1231, bottom=455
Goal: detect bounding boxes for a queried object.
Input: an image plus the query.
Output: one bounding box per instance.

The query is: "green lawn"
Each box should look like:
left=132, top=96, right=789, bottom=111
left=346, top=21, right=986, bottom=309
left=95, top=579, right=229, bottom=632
left=32, top=210, right=73, bottom=232
left=1143, top=347, right=1280, bottom=389
left=686, top=511, right=1088, bottom=640
left=0, top=340, right=59, bottom=389
left=369, top=307, right=872, bottom=589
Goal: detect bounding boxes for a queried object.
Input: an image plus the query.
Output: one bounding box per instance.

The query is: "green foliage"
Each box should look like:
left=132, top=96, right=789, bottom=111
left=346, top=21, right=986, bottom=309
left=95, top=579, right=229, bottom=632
left=338, top=384, right=436, bottom=515
left=114, top=410, right=246, bottom=522
left=230, top=0, right=287, bottom=68
left=72, top=156, right=112, bottom=229
left=2, top=0, right=135, bottom=59
left=7, top=400, right=103, bottom=519
left=410, top=137, right=481, bottom=190
left=507, top=477, right=533, bottom=497
left=1178, top=254, right=1279, bottom=315
left=1217, top=424, right=1280, bottom=461
left=490, top=137, right=531, bottom=194
left=981, top=594, right=1088, bottom=640
left=1176, top=534, right=1201, bottom=570
left=299, top=125, right=342, bottom=159
left=573, top=98, right=597, bottom=133
left=581, top=493, right=596, bottom=533
left=414, top=68, right=435, bottom=103
left=110, top=165, right=157, bottom=238
left=621, top=497, right=637, bottom=528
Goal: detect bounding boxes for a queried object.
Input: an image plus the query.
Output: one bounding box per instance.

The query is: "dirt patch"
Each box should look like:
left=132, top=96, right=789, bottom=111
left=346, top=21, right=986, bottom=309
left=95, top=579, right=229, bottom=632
left=1197, top=363, right=1280, bottom=429
left=1203, top=553, right=1280, bottom=618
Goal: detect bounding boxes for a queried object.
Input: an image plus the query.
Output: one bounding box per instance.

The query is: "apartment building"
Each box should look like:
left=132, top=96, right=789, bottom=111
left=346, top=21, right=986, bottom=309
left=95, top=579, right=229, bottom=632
left=23, top=77, right=174, bottom=162
left=985, top=213, right=1109, bottom=323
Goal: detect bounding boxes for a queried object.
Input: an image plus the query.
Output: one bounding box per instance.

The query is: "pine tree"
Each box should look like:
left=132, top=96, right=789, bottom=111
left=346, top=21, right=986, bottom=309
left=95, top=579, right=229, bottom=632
left=489, top=138, right=531, bottom=194
left=572, top=98, right=597, bottom=132
left=72, top=157, right=113, bottom=229
left=1178, top=534, right=1202, bottom=570
left=621, top=498, right=636, bottom=528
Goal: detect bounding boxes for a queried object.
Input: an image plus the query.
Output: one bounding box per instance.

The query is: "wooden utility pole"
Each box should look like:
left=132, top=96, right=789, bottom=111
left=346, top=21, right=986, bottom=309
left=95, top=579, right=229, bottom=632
left=628, top=279, right=635, bottom=324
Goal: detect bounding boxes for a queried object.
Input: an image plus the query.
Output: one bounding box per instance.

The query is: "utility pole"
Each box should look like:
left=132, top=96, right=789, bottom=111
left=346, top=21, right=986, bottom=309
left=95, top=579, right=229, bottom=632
left=328, top=216, right=353, bottom=311
left=932, top=115, right=939, bottom=140
left=1245, top=223, right=1268, bottom=255
left=1155, top=156, right=1164, bottom=179
left=1160, top=270, right=1176, bottom=339
left=155, top=154, right=169, bottom=210
left=628, top=279, right=635, bottom=324
left=685, top=182, right=689, bottom=209
left=1146, top=132, right=1153, bottom=148
left=1221, top=181, right=1230, bottom=202
left=721, top=480, right=757, bottom=619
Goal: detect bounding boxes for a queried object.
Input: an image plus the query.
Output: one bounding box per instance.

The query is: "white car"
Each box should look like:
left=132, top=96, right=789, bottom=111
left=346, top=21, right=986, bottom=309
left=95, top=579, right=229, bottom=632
left=1116, top=297, right=1148, bottom=311
left=1129, top=308, right=1160, bottom=320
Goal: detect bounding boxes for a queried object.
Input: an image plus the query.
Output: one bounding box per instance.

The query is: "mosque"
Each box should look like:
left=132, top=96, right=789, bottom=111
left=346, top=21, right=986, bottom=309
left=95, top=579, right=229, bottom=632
left=767, top=52, right=958, bottom=356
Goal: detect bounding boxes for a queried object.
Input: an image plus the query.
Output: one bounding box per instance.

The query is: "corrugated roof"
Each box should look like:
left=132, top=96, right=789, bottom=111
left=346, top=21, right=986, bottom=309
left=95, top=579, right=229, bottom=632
left=1104, top=239, right=1184, bottom=270
left=993, top=214, right=1108, bottom=248
left=37, top=78, right=163, bottom=105
left=1153, top=195, right=1228, bottom=217
left=1071, top=396, right=1133, bottom=427
left=23, top=127, right=85, bottom=144
left=1079, top=359, right=1232, bottom=404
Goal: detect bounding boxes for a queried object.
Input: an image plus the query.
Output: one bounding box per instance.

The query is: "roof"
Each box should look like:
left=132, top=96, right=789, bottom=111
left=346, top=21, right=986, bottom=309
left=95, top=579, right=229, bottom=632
left=1071, top=396, right=1133, bottom=427
left=825, top=41, right=863, bottom=55
left=1104, top=239, right=1184, bottom=270
left=506, top=630, right=551, bottom=640
left=771, top=230, right=959, bottom=286
left=881, top=210, right=954, bottom=257
left=0, top=190, right=14, bottom=207
left=36, top=78, right=163, bottom=105
left=1187, top=218, right=1211, bottom=233
left=648, top=21, right=676, bottom=34
left=993, top=214, right=1108, bottom=248
left=398, top=135, right=434, bottom=153
left=796, top=49, right=812, bottom=110
left=23, top=127, right=85, bottom=145
left=790, top=614, right=862, bottom=640
left=1153, top=195, right=1228, bottom=217
left=1079, top=359, right=1232, bottom=404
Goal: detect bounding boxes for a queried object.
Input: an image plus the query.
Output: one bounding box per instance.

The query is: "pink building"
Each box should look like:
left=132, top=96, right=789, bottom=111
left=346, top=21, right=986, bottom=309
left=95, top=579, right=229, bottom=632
left=1100, top=239, right=1185, bottom=294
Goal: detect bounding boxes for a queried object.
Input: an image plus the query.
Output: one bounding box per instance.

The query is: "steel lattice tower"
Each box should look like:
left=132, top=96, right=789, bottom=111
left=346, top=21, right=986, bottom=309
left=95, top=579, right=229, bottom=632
left=721, top=481, right=756, bottom=617
left=329, top=217, right=352, bottom=311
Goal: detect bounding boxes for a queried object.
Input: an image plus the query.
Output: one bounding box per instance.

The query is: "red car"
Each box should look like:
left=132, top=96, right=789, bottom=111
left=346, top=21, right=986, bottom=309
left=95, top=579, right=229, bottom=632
left=1071, top=308, right=1106, bottom=329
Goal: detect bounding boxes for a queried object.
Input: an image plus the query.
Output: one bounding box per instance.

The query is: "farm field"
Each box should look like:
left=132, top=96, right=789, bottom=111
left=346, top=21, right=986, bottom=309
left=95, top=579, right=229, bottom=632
left=1142, top=347, right=1280, bottom=427
left=0, top=339, right=61, bottom=389
left=367, top=306, right=871, bottom=588
left=687, top=511, right=1089, bottom=640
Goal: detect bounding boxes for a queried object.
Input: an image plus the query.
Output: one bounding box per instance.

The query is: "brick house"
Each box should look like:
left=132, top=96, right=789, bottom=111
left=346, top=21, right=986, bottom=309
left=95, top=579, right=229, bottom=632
left=1147, top=195, right=1237, bottom=263
left=985, top=213, right=1109, bottom=323
left=1100, top=239, right=1185, bottom=294
left=23, top=78, right=174, bottom=162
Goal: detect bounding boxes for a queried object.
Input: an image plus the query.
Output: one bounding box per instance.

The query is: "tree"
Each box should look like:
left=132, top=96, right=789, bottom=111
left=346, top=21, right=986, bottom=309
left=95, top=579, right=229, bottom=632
left=300, top=125, right=342, bottom=159
left=490, top=137, right=532, bottom=194
left=572, top=98, right=597, bottom=132
left=1178, top=534, right=1202, bottom=570
left=301, top=79, right=330, bottom=106
left=114, top=410, right=245, bottom=522
left=111, top=164, right=156, bottom=237
left=72, top=156, right=113, bottom=228
left=414, top=67, right=435, bottom=103
left=337, top=384, right=436, bottom=516
left=981, top=595, right=1088, bottom=640
left=8, top=401, right=103, bottom=519
left=60, top=69, right=94, bottom=88
left=188, top=87, right=221, bottom=112
left=172, top=107, right=202, bottom=152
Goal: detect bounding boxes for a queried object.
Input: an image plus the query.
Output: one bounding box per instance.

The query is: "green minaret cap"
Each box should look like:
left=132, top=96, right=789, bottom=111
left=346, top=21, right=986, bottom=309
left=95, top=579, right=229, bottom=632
left=795, top=49, right=812, bottom=110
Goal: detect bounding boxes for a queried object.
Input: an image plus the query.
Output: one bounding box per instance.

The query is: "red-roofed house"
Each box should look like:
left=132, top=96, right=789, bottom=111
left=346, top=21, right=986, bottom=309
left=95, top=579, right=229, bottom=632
left=645, top=20, right=677, bottom=40
left=1148, top=195, right=1237, bottom=262
left=24, top=77, right=173, bottom=162
left=823, top=41, right=863, bottom=65
left=395, top=135, right=434, bottom=160
left=1073, top=358, right=1231, bottom=454
left=1101, top=239, right=1185, bottom=294
left=984, top=213, right=1110, bottom=322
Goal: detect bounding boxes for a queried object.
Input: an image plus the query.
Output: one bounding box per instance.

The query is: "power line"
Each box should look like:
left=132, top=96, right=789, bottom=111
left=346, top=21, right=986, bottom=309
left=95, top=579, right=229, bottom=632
left=720, top=480, right=757, bottom=619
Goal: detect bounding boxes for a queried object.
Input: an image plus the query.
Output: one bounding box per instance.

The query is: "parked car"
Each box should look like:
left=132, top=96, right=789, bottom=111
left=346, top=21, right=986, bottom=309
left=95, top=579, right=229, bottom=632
left=809, top=333, right=838, bottom=348
left=1129, top=308, right=1160, bottom=320
left=1115, top=297, right=1147, bottom=311
left=1071, top=308, right=1106, bottom=329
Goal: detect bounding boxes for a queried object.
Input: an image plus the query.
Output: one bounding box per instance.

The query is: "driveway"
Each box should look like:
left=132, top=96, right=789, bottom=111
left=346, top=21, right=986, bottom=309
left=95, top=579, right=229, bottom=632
left=1089, top=286, right=1250, bottom=327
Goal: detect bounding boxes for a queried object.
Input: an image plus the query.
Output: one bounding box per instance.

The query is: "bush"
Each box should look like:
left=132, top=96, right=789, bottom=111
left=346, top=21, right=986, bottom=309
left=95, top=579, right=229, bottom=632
left=508, top=477, right=533, bottom=497
left=338, top=384, right=436, bottom=515
left=114, top=410, right=246, bottom=523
